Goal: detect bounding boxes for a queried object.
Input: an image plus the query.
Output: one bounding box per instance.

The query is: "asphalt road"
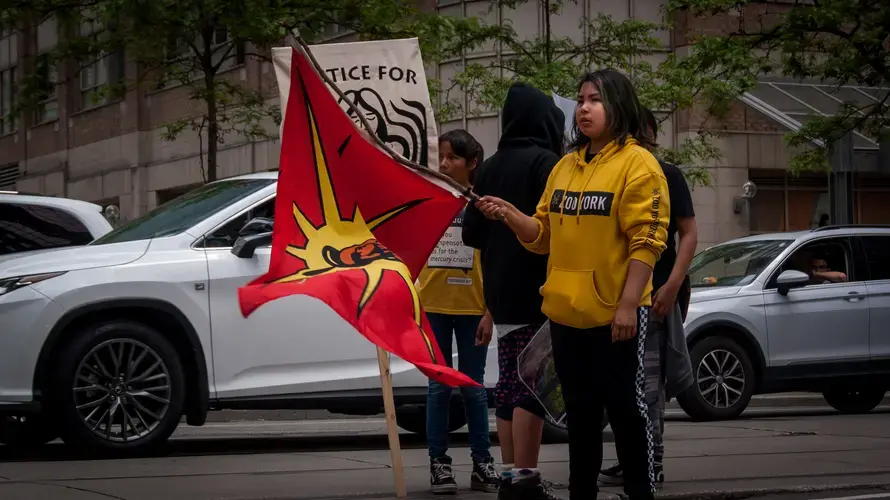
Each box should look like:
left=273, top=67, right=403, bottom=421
left=1, top=407, right=889, bottom=500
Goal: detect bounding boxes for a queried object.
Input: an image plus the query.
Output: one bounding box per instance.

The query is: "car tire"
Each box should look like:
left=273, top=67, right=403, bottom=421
left=395, top=403, right=467, bottom=436
left=676, top=335, right=755, bottom=421
left=822, top=388, right=886, bottom=414
left=0, top=414, right=58, bottom=447
left=53, top=320, right=186, bottom=454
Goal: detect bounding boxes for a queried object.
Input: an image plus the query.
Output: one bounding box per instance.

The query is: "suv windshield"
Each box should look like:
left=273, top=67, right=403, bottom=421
left=689, top=239, right=792, bottom=288
left=91, top=178, right=275, bottom=245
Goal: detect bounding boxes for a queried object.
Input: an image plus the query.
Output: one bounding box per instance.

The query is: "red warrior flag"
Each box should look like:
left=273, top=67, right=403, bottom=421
left=238, top=48, right=478, bottom=388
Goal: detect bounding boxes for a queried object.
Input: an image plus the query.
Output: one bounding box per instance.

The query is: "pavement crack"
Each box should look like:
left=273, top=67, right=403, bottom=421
left=30, top=481, right=127, bottom=500
left=300, top=452, right=394, bottom=468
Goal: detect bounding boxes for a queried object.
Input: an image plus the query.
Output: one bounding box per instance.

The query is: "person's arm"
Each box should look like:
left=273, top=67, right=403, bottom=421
left=613, top=163, right=670, bottom=341
left=813, top=270, right=847, bottom=283
left=462, top=165, right=488, bottom=249
left=475, top=164, right=555, bottom=253
left=653, top=166, right=698, bottom=315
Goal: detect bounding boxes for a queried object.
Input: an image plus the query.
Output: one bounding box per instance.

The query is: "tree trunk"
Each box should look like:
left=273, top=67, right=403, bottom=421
left=205, top=73, right=218, bottom=183
left=202, top=25, right=218, bottom=183
left=544, top=0, right=551, bottom=65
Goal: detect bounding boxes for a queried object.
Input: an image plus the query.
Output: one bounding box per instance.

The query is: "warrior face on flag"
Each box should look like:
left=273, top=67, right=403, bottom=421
left=239, top=47, right=477, bottom=388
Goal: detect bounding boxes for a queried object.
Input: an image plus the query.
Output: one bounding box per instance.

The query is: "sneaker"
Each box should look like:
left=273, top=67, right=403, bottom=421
left=597, top=462, right=665, bottom=487
left=498, top=471, right=516, bottom=500
left=471, top=456, right=501, bottom=493
left=511, top=473, right=563, bottom=500
left=598, top=463, right=624, bottom=486
left=430, top=457, right=459, bottom=495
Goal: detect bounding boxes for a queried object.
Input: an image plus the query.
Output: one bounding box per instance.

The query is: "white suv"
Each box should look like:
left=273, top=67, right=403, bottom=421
left=0, top=192, right=113, bottom=265
left=1, top=173, right=553, bottom=453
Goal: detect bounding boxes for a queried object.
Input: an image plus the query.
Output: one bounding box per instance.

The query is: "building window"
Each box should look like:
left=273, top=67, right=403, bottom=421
left=0, top=29, right=17, bottom=135
left=748, top=169, right=829, bottom=233
left=77, top=11, right=125, bottom=110
left=749, top=170, right=890, bottom=233
left=208, top=28, right=245, bottom=72
left=156, top=28, right=245, bottom=89
left=33, top=16, right=58, bottom=124
left=853, top=174, right=890, bottom=224
left=0, top=163, right=19, bottom=190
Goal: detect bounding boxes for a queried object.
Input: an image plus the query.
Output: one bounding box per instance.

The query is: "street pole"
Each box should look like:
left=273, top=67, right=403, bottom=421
left=829, top=132, right=855, bottom=226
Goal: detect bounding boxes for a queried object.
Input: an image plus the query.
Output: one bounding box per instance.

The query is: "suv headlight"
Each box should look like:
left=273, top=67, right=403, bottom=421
left=0, top=272, right=67, bottom=297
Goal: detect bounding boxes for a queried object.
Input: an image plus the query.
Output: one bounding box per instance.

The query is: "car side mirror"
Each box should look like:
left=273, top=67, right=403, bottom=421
left=231, top=231, right=272, bottom=258
left=239, top=217, right=273, bottom=237
left=776, top=269, right=810, bottom=296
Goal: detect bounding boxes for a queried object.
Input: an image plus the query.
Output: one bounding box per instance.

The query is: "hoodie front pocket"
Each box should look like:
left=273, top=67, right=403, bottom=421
left=540, top=268, right=617, bottom=329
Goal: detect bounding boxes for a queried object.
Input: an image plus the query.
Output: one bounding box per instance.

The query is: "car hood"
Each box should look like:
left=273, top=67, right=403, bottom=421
left=0, top=247, right=77, bottom=265
left=0, top=240, right=150, bottom=279
left=689, top=286, right=743, bottom=303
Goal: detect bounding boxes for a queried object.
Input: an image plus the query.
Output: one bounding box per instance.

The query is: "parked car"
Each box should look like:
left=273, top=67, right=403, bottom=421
left=0, top=174, right=568, bottom=453
left=676, top=228, right=890, bottom=421
left=0, top=191, right=114, bottom=266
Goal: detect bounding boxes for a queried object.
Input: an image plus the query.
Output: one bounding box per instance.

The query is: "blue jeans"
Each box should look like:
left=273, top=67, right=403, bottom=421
left=426, top=312, right=491, bottom=462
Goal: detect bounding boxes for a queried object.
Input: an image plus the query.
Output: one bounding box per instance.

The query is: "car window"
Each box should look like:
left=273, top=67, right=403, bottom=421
left=203, top=197, right=275, bottom=248
left=0, top=202, right=94, bottom=256
left=768, top=237, right=854, bottom=288
left=689, top=239, right=791, bottom=288
left=858, top=235, right=890, bottom=281
left=91, top=178, right=275, bottom=246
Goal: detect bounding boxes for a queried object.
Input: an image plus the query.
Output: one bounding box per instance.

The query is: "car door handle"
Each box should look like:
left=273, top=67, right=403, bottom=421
left=844, top=291, right=864, bottom=302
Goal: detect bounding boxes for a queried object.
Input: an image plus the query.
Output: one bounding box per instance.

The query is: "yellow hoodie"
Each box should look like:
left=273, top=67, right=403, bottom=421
left=521, top=137, right=670, bottom=329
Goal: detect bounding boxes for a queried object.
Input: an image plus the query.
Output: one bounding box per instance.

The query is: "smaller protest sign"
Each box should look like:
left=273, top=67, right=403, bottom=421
left=426, top=208, right=474, bottom=271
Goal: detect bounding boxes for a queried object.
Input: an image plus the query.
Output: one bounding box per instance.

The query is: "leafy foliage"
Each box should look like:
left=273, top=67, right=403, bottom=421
left=433, top=0, right=754, bottom=186
left=0, top=0, right=493, bottom=182
left=664, top=0, right=890, bottom=173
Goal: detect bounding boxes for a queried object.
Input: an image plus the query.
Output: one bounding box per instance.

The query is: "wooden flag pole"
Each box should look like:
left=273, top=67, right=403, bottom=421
left=376, top=347, right=408, bottom=498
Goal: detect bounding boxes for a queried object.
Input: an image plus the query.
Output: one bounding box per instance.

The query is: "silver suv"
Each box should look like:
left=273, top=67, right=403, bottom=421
left=677, top=225, right=890, bottom=420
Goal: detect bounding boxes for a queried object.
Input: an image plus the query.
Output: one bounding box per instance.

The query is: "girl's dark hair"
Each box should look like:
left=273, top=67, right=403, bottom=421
left=568, top=68, right=657, bottom=152
left=642, top=107, right=659, bottom=142
left=439, top=129, right=485, bottom=184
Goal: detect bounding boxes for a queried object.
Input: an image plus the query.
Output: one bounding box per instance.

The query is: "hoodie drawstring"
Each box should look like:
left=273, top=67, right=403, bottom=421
left=559, top=147, right=604, bottom=225
left=558, top=158, right=579, bottom=226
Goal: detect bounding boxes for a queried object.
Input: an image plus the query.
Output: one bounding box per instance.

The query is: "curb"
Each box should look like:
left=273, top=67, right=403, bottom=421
left=650, top=481, right=890, bottom=500
left=224, top=481, right=890, bottom=500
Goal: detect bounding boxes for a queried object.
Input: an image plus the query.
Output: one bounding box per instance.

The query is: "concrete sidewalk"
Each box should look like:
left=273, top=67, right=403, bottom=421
left=1, top=412, right=889, bottom=500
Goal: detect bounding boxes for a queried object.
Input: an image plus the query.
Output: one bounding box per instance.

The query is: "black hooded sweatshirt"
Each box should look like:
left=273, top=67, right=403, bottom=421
left=462, top=82, right=565, bottom=325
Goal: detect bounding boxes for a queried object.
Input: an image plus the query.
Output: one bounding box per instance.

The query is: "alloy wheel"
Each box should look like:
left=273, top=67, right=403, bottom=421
left=695, top=348, right=745, bottom=409
left=72, top=339, right=172, bottom=443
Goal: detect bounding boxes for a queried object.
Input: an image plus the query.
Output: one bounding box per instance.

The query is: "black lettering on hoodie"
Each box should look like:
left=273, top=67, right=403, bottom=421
left=550, top=189, right=615, bottom=217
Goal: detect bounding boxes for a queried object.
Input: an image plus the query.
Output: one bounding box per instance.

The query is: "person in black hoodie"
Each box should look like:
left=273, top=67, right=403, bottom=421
left=463, top=82, right=565, bottom=500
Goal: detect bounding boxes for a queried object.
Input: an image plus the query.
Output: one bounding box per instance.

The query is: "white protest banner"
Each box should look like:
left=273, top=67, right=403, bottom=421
left=552, top=92, right=576, bottom=146
left=273, top=38, right=438, bottom=169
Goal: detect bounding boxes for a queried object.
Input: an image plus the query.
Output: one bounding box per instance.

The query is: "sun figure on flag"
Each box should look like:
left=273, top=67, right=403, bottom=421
left=272, top=103, right=437, bottom=362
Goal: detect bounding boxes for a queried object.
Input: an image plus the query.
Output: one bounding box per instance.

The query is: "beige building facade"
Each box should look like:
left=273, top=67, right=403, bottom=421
left=2, top=1, right=888, bottom=248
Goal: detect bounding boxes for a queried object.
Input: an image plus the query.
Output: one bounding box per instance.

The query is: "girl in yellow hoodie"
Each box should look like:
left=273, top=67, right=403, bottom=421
left=475, top=70, right=670, bottom=500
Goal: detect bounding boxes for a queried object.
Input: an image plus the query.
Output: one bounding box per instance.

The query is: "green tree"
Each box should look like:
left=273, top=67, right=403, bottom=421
left=434, top=0, right=752, bottom=186
left=0, top=0, right=496, bottom=183
left=664, top=0, right=889, bottom=173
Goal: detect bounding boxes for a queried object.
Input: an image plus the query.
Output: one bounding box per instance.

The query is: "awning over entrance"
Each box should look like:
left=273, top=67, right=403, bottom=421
left=739, top=79, right=889, bottom=224
left=740, top=79, right=887, bottom=154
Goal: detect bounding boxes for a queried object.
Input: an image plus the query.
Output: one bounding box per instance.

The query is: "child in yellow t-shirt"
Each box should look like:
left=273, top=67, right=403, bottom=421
left=417, top=130, right=499, bottom=494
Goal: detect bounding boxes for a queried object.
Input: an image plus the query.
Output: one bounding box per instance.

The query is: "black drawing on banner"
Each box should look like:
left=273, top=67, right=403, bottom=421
left=338, top=87, right=429, bottom=167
